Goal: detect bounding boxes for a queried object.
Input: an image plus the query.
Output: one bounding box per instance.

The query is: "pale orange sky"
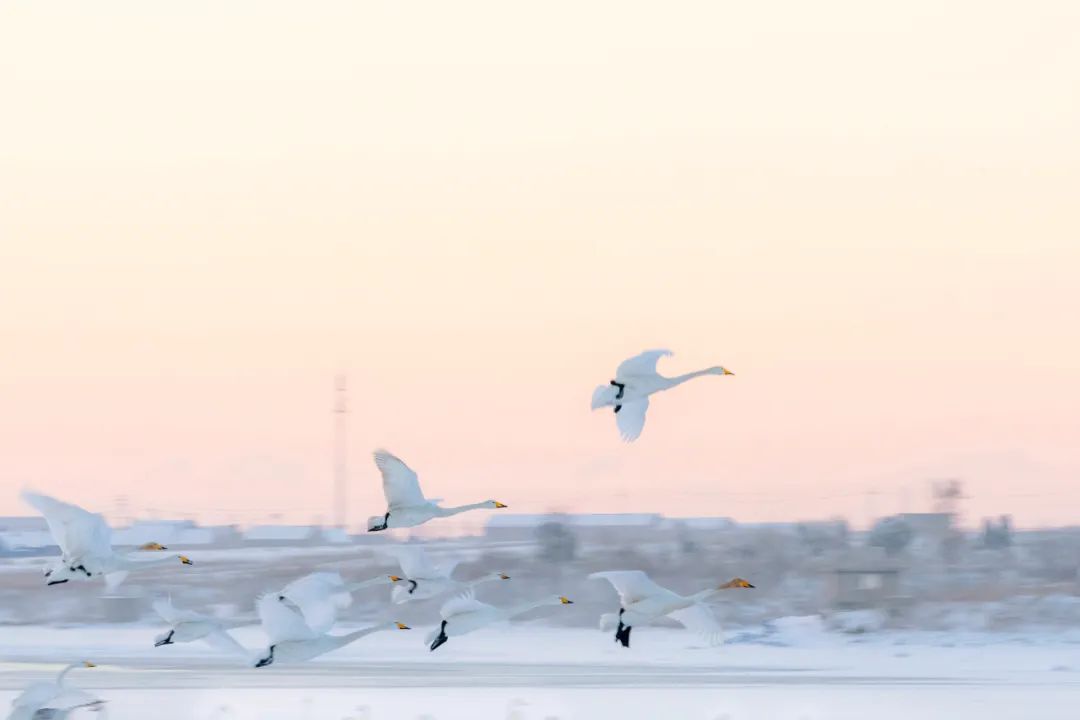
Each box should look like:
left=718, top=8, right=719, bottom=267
left=1, top=1, right=1078, bottom=529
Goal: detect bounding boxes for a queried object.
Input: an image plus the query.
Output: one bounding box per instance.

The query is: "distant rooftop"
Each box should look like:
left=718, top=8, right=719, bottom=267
left=487, top=513, right=663, bottom=529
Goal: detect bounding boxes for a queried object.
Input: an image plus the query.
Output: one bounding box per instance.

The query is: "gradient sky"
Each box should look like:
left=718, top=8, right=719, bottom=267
left=1, top=1, right=1078, bottom=529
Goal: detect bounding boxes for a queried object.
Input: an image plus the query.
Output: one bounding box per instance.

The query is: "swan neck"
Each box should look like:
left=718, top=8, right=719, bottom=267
left=666, top=368, right=712, bottom=387
left=55, top=663, right=81, bottom=685
left=116, top=553, right=181, bottom=570
left=436, top=502, right=489, bottom=517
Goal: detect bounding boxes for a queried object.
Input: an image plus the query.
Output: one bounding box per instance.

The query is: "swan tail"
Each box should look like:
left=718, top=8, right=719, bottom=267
left=591, top=384, right=618, bottom=410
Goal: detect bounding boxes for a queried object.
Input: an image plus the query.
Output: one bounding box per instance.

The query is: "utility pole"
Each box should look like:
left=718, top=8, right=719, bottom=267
left=333, top=374, right=348, bottom=530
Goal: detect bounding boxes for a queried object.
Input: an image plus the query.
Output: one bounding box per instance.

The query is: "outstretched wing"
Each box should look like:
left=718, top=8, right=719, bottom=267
left=439, top=591, right=491, bottom=619
left=278, top=572, right=350, bottom=634
left=615, top=398, right=649, bottom=442
left=373, top=450, right=427, bottom=509
left=256, top=593, right=318, bottom=644
left=153, top=596, right=205, bottom=625
left=203, top=628, right=254, bottom=661
left=394, top=545, right=443, bottom=580
left=589, top=571, right=669, bottom=606
left=668, top=604, right=725, bottom=647
left=21, top=491, right=113, bottom=560
left=615, top=349, right=672, bottom=380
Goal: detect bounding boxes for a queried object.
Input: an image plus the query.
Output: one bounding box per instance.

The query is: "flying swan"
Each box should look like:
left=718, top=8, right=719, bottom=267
left=390, top=546, right=510, bottom=604
left=253, top=593, right=409, bottom=667
left=590, top=571, right=753, bottom=648
left=367, top=450, right=506, bottom=532
left=21, top=491, right=193, bottom=586
left=276, top=571, right=400, bottom=632
left=591, top=349, right=734, bottom=442
left=152, top=597, right=251, bottom=662
left=6, top=661, right=104, bottom=720
left=428, top=592, right=573, bottom=651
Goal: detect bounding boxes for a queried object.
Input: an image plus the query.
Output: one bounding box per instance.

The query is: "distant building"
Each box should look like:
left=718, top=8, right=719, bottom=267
left=112, top=520, right=238, bottom=548
left=827, top=548, right=905, bottom=611
left=242, top=525, right=352, bottom=547
left=0, top=516, right=57, bottom=555
left=485, top=513, right=664, bottom=545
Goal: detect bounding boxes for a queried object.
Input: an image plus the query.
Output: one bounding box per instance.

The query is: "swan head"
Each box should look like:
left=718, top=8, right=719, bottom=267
left=82, top=661, right=97, bottom=668
left=708, top=366, right=735, bottom=376
left=139, top=542, right=168, bottom=551
left=394, top=622, right=411, bottom=630
left=179, top=555, right=194, bottom=565
left=719, top=577, right=754, bottom=589
left=488, top=501, right=508, bottom=509
left=498, top=572, right=511, bottom=581
left=389, top=575, right=404, bottom=583
left=557, top=596, right=574, bottom=605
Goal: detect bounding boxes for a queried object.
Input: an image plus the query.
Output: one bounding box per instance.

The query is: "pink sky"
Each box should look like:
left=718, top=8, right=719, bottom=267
left=1, top=1, right=1078, bottom=528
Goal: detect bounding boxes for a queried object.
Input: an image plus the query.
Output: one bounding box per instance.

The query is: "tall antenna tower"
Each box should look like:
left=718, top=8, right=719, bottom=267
left=333, top=374, right=348, bottom=529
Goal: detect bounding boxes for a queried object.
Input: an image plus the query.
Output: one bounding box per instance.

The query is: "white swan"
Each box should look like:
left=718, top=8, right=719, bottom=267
left=591, top=349, right=734, bottom=441
left=590, top=572, right=753, bottom=647
left=277, top=571, right=400, bottom=632
left=390, top=546, right=509, bottom=603
left=366, top=450, right=506, bottom=532
left=6, top=661, right=103, bottom=720
left=22, top=491, right=193, bottom=586
left=427, top=592, right=573, bottom=651
left=152, top=597, right=251, bottom=662
left=252, top=593, right=409, bottom=667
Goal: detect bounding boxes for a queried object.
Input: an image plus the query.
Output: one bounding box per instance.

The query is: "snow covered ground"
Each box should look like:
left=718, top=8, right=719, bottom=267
left=4, top=620, right=1080, bottom=719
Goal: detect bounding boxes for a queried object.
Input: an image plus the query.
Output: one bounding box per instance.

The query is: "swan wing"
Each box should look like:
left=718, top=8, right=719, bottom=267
left=589, top=571, right=668, bottom=606
left=393, top=545, right=442, bottom=580
left=615, top=349, right=672, bottom=380
left=21, top=491, right=113, bottom=561
left=153, top=597, right=206, bottom=625
left=668, top=604, right=725, bottom=647
left=439, top=591, right=491, bottom=619
left=373, top=449, right=427, bottom=509
left=203, top=628, right=253, bottom=661
left=256, top=593, right=319, bottom=644
left=279, top=572, right=350, bottom=634
left=615, top=398, right=649, bottom=442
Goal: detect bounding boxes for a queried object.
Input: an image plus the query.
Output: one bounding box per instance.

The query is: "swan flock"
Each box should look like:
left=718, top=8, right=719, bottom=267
left=13, top=348, right=745, bottom=717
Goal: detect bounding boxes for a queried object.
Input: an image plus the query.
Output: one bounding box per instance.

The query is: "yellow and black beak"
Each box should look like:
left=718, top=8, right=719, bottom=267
left=179, top=556, right=193, bottom=566
left=559, top=596, right=573, bottom=604
left=140, top=542, right=167, bottom=551
left=395, top=622, right=411, bottom=630
left=498, top=573, right=511, bottom=580
left=494, top=501, right=508, bottom=509
left=389, top=575, right=403, bottom=582
left=723, top=368, right=735, bottom=376
left=83, top=661, right=97, bottom=668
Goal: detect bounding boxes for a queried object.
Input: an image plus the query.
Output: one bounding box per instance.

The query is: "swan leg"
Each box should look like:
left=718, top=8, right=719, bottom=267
left=407, top=579, right=418, bottom=595
left=369, top=513, right=390, bottom=532
left=615, top=609, right=632, bottom=648
left=614, top=405, right=622, bottom=414
left=610, top=380, right=625, bottom=399
left=429, top=620, right=449, bottom=652
left=254, top=645, right=276, bottom=668
left=154, top=630, right=175, bottom=647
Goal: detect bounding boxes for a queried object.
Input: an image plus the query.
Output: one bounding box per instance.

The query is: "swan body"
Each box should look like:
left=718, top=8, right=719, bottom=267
left=366, top=450, right=506, bottom=532
left=389, top=546, right=509, bottom=603
left=252, top=593, right=408, bottom=667
left=21, top=491, right=193, bottom=586
left=277, top=571, right=399, bottom=632
left=590, top=571, right=753, bottom=647
left=152, top=597, right=251, bottom=661
left=6, top=662, right=101, bottom=720
left=591, top=349, right=734, bottom=441
left=427, top=593, right=573, bottom=651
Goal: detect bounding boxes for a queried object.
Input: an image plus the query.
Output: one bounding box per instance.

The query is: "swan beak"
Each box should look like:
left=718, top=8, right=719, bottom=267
left=140, top=542, right=167, bottom=551
left=179, top=556, right=193, bottom=565
left=83, top=661, right=97, bottom=668
left=395, top=622, right=411, bottom=630
left=498, top=573, right=511, bottom=580
left=559, top=596, right=573, bottom=604
left=494, top=501, right=508, bottom=508
left=389, top=575, right=403, bottom=582
left=722, top=368, right=735, bottom=376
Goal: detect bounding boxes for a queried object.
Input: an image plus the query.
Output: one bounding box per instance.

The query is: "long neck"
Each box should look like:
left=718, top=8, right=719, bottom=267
left=687, top=587, right=718, bottom=603
left=435, top=502, right=490, bottom=517
left=116, top=553, right=183, bottom=570
left=336, top=622, right=394, bottom=647
left=663, top=368, right=715, bottom=389
left=346, top=576, right=391, bottom=591
left=502, top=598, right=550, bottom=620
left=55, top=663, right=81, bottom=685
left=465, top=574, right=502, bottom=589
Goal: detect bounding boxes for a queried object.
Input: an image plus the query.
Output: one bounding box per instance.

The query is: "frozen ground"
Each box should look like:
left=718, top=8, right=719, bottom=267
left=3, top=621, right=1080, bottom=719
